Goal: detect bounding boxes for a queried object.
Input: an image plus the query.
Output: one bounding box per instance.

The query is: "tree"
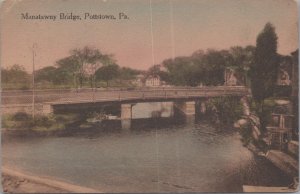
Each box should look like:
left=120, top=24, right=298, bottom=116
left=56, top=46, right=115, bottom=88
left=35, top=66, right=57, bottom=83
left=157, top=46, right=256, bottom=87
left=71, top=46, right=114, bottom=88
left=249, top=23, right=279, bottom=134
left=118, top=67, right=141, bottom=80
left=250, top=23, right=279, bottom=105
left=147, top=64, right=170, bottom=83
left=162, top=49, right=230, bottom=86
left=228, top=45, right=255, bottom=86
left=95, top=64, right=120, bottom=86
left=56, top=56, right=81, bottom=87
left=162, top=57, right=193, bottom=86
left=229, top=46, right=255, bottom=70
left=147, top=65, right=161, bottom=76
left=200, top=49, right=229, bottom=85
left=1, top=64, right=30, bottom=89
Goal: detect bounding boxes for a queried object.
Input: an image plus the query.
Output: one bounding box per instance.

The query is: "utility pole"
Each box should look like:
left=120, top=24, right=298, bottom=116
left=92, top=64, right=95, bottom=102
left=31, top=43, right=37, bottom=119
left=92, top=62, right=100, bottom=102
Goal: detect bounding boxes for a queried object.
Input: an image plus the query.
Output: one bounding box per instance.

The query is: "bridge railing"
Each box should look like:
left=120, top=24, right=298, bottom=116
left=1, top=86, right=250, bottom=105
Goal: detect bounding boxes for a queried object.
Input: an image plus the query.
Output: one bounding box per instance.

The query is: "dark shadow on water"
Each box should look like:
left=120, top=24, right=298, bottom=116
left=131, top=117, right=184, bottom=131
left=2, top=114, right=234, bottom=140
left=242, top=155, right=293, bottom=187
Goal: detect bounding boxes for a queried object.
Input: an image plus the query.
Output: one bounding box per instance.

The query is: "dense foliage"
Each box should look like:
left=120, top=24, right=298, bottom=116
left=206, top=97, right=243, bottom=125
left=151, top=46, right=255, bottom=86
left=250, top=23, right=279, bottom=104
left=1, top=64, right=31, bottom=89
left=248, top=23, right=280, bottom=132
left=95, top=64, right=120, bottom=86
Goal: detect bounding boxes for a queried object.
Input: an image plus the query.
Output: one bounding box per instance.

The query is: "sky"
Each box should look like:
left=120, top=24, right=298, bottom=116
left=1, top=0, right=298, bottom=71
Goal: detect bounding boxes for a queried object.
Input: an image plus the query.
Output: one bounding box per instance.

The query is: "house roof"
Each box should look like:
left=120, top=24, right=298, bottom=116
left=146, top=75, right=160, bottom=79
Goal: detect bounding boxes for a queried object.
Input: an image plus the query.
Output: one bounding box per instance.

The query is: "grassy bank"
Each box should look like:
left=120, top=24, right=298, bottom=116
left=2, top=112, right=82, bottom=136
left=1, top=111, right=124, bottom=137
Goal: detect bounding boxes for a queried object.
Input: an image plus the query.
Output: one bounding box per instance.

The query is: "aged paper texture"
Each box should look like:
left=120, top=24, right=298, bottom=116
left=1, top=0, right=299, bottom=193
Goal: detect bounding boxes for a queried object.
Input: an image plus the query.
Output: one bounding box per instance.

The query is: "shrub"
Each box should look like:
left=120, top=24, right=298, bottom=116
left=207, top=97, right=243, bottom=124
left=239, top=121, right=253, bottom=146
left=12, top=112, right=32, bottom=121
left=54, top=114, right=80, bottom=123
left=33, top=115, right=55, bottom=128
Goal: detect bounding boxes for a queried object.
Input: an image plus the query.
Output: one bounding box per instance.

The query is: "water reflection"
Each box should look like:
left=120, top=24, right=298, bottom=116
left=2, top=103, right=292, bottom=192
left=2, top=118, right=292, bottom=193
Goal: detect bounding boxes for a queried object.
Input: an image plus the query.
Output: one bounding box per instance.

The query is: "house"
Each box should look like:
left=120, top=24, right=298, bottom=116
left=277, top=69, right=291, bottom=86
left=267, top=51, right=299, bottom=150
left=224, top=68, right=238, bottom=86
left=145, top=75, right=161, bottom=87
left=277, top=57, right=293, bottom=86
left=224, top=67, right=247, bottom=86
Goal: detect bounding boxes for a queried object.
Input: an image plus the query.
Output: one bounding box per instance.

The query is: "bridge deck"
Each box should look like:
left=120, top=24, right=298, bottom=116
left=2, top=86, right=251, bottom=106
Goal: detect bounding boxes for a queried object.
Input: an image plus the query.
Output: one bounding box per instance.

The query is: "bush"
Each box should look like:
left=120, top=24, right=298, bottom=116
left=3, top=113, right=65, bottom=131
left=2, top=115, right=15, bottom=128
left=33, top=115, right=55, bottom=128
left=239, top=121, right=253, bottom=146
left=2, top=112, right=33, bottom=129
left=207, top=97, right=243, bottom=124
left=12, top=112, right=32, bottom=121
left=54, top=114, right=80, bottom=123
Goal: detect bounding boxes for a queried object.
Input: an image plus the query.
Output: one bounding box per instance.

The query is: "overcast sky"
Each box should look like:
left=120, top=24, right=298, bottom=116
left=1, top=0, right=298, bottom=71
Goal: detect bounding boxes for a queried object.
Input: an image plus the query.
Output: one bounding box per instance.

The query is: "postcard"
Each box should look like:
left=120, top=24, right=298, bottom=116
left=0, top=0, right=299, bottom=193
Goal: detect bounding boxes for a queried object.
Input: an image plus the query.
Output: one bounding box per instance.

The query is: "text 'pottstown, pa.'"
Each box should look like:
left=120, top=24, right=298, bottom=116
left=20, top=12, right=130, bottom=21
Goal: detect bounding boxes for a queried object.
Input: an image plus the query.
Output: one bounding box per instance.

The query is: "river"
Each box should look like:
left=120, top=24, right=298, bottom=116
left=2, top=102, right=292, bottom=192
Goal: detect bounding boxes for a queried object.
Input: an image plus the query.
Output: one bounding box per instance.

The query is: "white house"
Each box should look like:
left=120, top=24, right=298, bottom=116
left=224, top=68, right=238, bottom=86
left=145, top=75, right=161, bottom=87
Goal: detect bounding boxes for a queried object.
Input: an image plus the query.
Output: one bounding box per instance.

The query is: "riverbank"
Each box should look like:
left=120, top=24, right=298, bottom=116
left=244, top=143, right=299, bottom=192
left=2, top=174, right=65, bottom=193
left=2, top=167, right=100, bottom=193
left=266, top=150, right=299, bottom=178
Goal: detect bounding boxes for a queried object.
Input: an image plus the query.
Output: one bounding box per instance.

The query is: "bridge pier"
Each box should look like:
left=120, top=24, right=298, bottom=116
left=121, top=104, right=132, bottom=130
left=174, top=101, right=196, bottom=124
left=195, top=99, right=208, bottom=120
left=200, top=100, right=207, bottom=114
